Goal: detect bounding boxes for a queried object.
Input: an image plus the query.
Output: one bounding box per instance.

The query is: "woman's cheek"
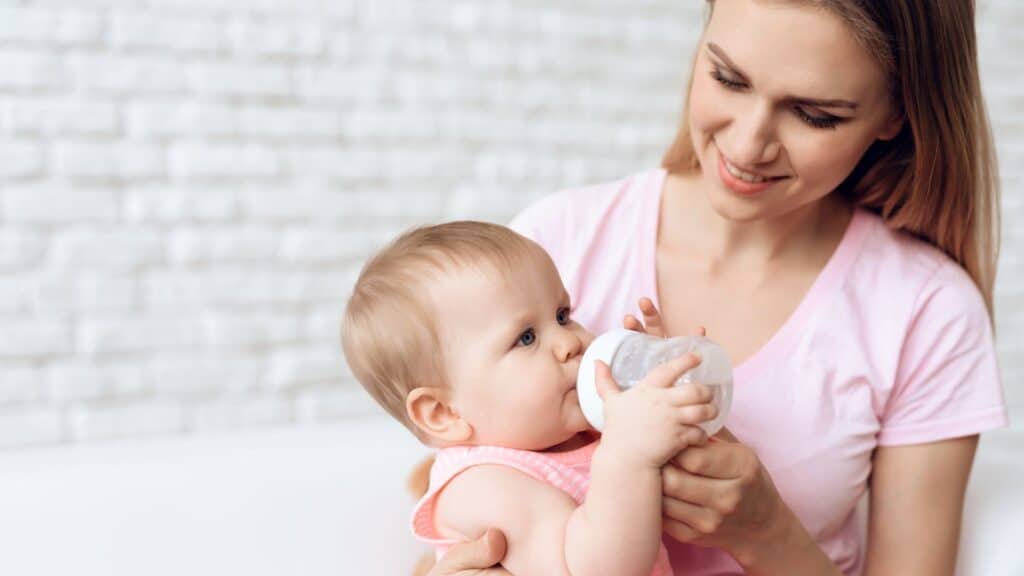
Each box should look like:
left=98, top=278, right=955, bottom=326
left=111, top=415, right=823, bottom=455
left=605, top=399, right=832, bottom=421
left=688, top=75, right=730, bottom=145
left=785, top=131, right=866, bottom=196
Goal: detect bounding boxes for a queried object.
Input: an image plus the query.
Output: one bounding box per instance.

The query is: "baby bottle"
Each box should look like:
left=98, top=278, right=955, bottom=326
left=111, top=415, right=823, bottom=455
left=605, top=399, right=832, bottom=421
left=577, top=329, right=733, bottom=435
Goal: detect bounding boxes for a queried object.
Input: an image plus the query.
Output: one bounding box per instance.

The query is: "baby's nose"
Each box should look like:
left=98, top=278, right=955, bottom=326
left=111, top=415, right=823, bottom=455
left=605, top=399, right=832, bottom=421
left=555, top=332, right=583, bottom=362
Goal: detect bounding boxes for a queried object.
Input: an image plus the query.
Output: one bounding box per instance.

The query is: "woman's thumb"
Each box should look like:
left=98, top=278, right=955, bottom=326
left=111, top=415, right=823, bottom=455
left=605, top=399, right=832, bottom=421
left=436, top=529, right=506, bottom=573
left=594, top=360, right=622, bottom=401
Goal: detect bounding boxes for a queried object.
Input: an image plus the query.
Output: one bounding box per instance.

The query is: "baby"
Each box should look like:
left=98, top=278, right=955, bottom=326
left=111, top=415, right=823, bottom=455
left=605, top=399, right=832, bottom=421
left=342, top=221, right=717, bottom=575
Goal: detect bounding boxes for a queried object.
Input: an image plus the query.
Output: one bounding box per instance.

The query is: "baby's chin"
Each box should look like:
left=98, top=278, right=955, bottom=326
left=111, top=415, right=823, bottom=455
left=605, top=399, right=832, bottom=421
left=566, top=402, right=591, bottom=433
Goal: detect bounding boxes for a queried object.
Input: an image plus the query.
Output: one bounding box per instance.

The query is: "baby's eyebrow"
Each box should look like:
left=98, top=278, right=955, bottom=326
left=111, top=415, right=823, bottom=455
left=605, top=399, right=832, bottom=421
left=499, top=311, right=531, bottom=339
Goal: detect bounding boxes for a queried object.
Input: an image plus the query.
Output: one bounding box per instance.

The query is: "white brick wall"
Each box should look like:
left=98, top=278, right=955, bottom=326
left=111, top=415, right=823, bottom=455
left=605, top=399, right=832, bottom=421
left=0, top=0, right=1020, bottom=448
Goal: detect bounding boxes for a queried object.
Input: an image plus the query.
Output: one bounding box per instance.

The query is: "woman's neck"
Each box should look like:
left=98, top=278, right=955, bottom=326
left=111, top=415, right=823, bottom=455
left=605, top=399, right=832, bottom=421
left=659, top=170, right=852, bottom=277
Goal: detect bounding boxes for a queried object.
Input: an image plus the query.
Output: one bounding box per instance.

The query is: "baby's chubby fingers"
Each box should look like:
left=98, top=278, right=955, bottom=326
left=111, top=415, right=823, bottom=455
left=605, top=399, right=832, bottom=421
left=672, top=402, right=719, bottom=426
left=594, top=360, right=623, bottom=401
left=667, top=382, right=715, bottom=406
left=638, top=352, right=702, bottom=389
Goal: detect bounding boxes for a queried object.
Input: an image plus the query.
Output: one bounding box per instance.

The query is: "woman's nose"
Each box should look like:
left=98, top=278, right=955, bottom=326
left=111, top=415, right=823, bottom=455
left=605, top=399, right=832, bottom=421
left=728, top=101, right=780, bottom=167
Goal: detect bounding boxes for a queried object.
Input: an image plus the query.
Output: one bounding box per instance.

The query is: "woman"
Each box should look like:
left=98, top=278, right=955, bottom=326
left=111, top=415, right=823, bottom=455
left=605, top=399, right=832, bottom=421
left=428, top=0, right=1007, bottom=573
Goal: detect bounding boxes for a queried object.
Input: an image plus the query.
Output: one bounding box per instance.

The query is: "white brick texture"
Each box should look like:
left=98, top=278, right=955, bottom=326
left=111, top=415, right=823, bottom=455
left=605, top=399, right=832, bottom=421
left=0, top=0, right=1020, bottom=448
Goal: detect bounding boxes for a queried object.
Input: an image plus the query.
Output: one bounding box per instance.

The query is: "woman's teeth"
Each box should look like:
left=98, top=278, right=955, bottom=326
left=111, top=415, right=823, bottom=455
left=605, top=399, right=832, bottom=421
left=724, top=158, right=772, bottom=183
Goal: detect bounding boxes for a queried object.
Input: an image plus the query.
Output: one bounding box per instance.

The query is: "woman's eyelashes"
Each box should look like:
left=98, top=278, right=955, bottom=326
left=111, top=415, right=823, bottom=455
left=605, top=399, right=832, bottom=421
left=514, top=307, right=573, bottom=348
left=710, top=66, right=746, bottom=90
left=709, top=65, right=844, bottom=130
left=792, top=107, right=842, bottom=130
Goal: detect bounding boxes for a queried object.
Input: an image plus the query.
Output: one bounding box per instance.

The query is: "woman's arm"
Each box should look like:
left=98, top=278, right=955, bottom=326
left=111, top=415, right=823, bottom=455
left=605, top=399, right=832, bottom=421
left=862, top=435, right=978, bottom=576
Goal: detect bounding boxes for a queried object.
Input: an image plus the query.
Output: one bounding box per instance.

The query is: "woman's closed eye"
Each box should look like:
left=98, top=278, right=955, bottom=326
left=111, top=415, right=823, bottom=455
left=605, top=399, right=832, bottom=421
left=792, top=106, right=842, bottom=130
left=710, top=65, right=844, bottom=130
left=710, top=65, right=745, bottom=90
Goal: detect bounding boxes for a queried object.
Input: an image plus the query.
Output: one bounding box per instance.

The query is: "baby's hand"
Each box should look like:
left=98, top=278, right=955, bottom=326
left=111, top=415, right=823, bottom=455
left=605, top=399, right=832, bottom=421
left=623, top=297, right=707, bottom=339
left=594, top=355, right=717, bottom=469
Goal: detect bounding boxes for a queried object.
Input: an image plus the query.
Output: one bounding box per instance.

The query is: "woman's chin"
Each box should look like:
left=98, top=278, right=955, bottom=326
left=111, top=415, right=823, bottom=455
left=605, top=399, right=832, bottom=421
left=707, top=186, right=772, bottom=223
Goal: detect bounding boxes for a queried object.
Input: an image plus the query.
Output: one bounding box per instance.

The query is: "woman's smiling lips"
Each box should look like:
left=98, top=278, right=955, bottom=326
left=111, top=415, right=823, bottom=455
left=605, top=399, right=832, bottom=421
left=716, top=149, right=789, bottom=196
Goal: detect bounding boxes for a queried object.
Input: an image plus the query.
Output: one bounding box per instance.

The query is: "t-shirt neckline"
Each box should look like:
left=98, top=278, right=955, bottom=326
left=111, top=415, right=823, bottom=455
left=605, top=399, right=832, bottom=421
left=643, top=168, right=872, bottom=385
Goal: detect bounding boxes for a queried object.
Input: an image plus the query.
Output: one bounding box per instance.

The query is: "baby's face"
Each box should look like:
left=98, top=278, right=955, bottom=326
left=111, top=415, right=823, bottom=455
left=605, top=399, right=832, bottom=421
left=431, top=249, right=595, bottom=451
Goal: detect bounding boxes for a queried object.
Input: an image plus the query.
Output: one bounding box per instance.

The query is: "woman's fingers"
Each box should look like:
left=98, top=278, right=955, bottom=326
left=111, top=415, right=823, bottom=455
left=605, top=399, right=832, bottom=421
left=662, top=496, right=726, bottom=538
left=679, top=426, right=709, bottom=447
left=662, top=462, right=731, bottom=508
left=594, top=360, right=622, bottom=400
left=712, top=426, right=739, bottom=443
left=662, top=514, right=704, bottom=544
left=623, top=314, right=645, bottom=332
left=428, top=529, right=509, bottom=575
left=670, top=441, right=755, bottom=481
left=638, top=297, right=667, bottom=337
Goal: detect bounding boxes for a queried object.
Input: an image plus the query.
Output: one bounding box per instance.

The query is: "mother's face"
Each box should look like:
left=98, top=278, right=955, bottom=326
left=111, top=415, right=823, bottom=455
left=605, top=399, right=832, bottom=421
left=687, top=0, right=903, bottom=222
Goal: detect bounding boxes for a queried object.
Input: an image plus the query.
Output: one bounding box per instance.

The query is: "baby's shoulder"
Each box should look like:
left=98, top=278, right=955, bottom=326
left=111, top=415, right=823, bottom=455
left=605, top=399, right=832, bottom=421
left=433, top=463, right=575, bottom=539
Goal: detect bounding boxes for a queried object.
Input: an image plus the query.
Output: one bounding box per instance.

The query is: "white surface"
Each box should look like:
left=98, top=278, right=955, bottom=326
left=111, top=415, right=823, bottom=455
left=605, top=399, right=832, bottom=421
left=0, top=418, right=431, bottom=576
left=0, top=417, right=1020, bottom=576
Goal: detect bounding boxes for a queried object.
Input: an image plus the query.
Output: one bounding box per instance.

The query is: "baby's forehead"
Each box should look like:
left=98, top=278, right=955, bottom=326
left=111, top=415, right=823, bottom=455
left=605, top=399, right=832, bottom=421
left=426, top=249, right=561, bottom=316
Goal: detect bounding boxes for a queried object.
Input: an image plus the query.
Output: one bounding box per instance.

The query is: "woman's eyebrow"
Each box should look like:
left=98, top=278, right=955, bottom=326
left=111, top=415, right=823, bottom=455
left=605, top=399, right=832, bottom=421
left=791, top=95, right=859, bottom=110
left=705, top=41, right=859, bottom=110
left=706, top=42, right=750, bottom=82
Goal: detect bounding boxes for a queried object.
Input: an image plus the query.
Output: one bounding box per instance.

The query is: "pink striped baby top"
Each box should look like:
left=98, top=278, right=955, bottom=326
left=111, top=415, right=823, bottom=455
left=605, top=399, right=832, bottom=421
left=410, top=437, right=674, bottom=575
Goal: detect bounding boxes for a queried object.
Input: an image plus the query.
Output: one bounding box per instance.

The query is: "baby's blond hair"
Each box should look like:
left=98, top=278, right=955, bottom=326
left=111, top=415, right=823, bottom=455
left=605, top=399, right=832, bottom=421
left=342, top=221, right=543, bottom=442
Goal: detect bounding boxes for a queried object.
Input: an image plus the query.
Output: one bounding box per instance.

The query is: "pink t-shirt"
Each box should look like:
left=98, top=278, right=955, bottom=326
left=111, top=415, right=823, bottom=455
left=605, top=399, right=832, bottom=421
left=509, top=169, right=1009, bottom=575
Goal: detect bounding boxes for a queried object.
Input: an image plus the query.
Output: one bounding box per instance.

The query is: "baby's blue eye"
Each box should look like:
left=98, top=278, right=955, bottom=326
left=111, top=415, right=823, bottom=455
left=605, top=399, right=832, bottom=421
left=517, top=328, right=536, bottom=347
left=556, top=307, right=570, bottom=326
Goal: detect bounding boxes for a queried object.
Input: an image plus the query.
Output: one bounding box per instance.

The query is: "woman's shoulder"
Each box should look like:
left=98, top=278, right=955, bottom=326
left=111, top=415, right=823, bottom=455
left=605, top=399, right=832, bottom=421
left=851, top=209, right=989, bottom=324
left=509, top=169, right=664, bottom=242
left=849, top=215, right=1005, bottom=445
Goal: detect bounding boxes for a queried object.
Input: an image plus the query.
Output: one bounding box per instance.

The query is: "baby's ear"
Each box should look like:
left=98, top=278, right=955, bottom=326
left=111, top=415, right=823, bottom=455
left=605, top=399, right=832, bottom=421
left=406, top=387, right=473, bottom=445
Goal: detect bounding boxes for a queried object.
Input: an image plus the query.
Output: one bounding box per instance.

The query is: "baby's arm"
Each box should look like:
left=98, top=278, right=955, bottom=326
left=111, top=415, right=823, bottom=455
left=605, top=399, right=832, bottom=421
left=435, top=354, right=714, bottom=576
left=434, top=464, right=578, bottom=575
left=435, top=461, right=659, bottom=576
left=566, top=354, right=714, bottom=574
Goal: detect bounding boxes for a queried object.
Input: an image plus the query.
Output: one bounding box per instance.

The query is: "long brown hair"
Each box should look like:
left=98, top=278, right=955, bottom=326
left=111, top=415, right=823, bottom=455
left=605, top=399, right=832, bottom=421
left=663, top=0, right=1001, bottom=318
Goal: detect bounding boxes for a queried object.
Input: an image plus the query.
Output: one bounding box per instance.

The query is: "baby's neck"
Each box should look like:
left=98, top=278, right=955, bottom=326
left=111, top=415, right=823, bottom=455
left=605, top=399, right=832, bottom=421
left=543, top=432, right=594, bottom=454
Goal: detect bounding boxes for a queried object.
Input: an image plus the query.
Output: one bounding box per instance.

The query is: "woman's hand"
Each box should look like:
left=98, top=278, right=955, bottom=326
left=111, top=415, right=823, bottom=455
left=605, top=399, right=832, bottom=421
left=660, top=429, right=837, bottom=573
left=661, top=428, right=783, bottom=552
left=627, top=298, right=836, bottom=572
left=423, top=529, right=512, bottom=576
left=624, top=297, right=679, bottom=338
